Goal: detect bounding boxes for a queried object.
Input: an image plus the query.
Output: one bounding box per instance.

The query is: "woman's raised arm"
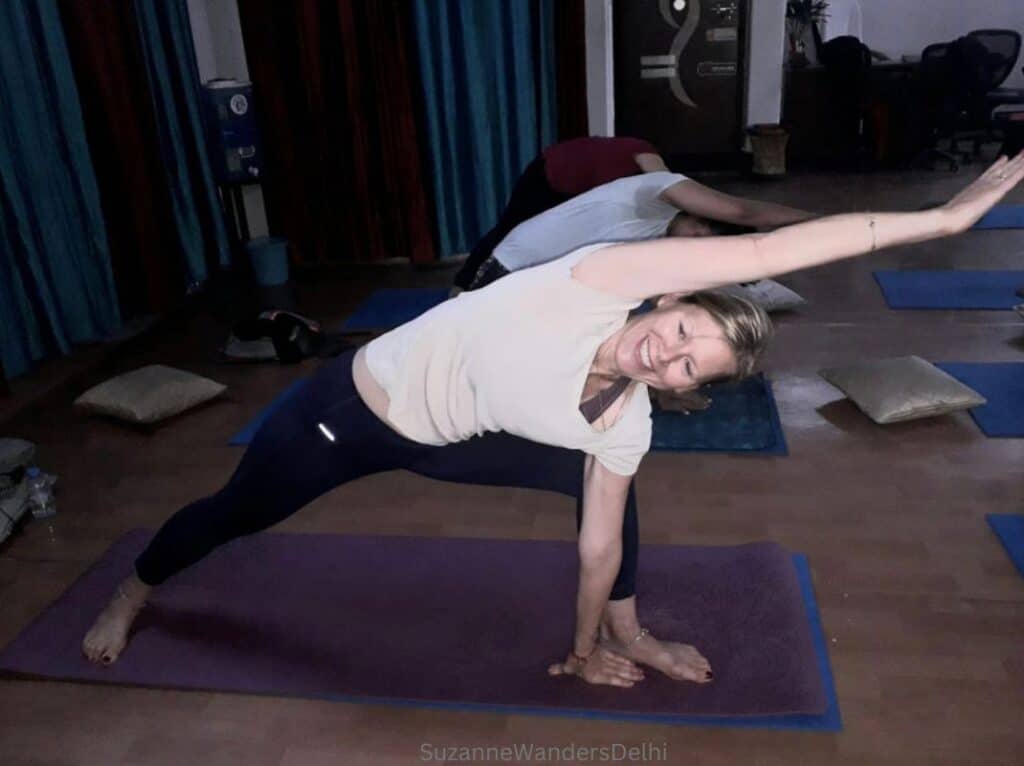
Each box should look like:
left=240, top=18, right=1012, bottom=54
left=574, top=153, right=1024, bottom=300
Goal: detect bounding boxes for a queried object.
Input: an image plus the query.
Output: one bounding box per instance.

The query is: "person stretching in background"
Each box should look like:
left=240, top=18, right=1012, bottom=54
left=453, top=135, right=815, bottom=292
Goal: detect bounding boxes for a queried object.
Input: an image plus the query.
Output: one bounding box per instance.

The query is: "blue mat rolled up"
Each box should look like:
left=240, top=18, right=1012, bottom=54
left=874, top=270, right=1024, bottom=310
left=935, top=362, right=1024, bottom=437
left=339, top=288, right=449, bottom=332
left=973, top=205, right=1024, bottom=230
left=986, top=515, right=1024, bottom=578
left=651, top=374, right=788, bottom=455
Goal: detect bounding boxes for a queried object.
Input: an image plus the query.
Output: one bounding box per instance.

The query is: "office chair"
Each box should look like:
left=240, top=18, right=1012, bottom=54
left=965, top=30, right=1024, bottom=147
left=916, top=41, right=961, bottom=170
left=915, top=35, right=1004, bottom=169
left=819, top=35, right=873, bottom=167
left=967, top=29, right=1022, bottom=100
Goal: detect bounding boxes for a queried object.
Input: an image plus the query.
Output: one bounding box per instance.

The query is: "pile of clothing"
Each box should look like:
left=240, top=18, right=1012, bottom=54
left=0, top=438, right=35, bottom=545
left=219, top=310, right=354, bottom=364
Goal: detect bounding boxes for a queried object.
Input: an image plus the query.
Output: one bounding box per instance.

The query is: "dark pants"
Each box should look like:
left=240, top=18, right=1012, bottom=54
left=452, top=155, right=572, bottom=289
left=135, top=350, right=639, bottom=600
left=466, top=256, right=510, bottom=291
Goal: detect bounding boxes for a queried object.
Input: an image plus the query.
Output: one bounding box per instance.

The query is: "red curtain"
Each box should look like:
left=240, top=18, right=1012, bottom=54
left=58, top=0, right=183, bottom=317
left=237, top=0, right=436, bottom=264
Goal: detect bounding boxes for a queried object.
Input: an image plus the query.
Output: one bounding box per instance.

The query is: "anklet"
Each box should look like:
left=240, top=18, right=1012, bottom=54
left=115, top=583, right=146, bottom=610
left=625, top=628, right=649, bottom=647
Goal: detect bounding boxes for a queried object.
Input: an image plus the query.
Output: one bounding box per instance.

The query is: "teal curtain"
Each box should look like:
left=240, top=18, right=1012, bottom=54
left=133, top=0, right=229, bottom=287
left=412, top=0, right=558, bottom=258
left=0, top=0, right=120, bottom=379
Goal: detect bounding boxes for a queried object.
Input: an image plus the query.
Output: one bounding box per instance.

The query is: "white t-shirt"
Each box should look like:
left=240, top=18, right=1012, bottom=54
left=365, top=244, right=652, bottom=476
left=494, top=172, right=686, bottom=271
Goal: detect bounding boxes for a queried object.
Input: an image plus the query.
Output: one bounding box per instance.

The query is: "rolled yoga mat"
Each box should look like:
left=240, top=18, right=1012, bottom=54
left=231, top=374, right=788, bottom=455
left=972, top=205, right=1024, bottom=230
left=338, top=288, right=449, bottom=332
left=935, top=362, right=1024, bottom=437
left=650, top=374, right=787, bottom=455
left=873, top=270, right=1024, bottom=310
left=0, top=531, right=839, bottom=729
left=986, top=515, right=1024, bottom=578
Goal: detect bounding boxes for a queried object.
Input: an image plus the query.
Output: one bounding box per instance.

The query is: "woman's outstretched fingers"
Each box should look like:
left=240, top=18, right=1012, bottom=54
left=547, top=661, right=570, bottom=676
left=548, top=647, right=647, bottom=686
left=985, top=155, right=1009, bottom=175
left=608, top=656, right=644, bottom=679
left=603, top=675, right=637, bottom=688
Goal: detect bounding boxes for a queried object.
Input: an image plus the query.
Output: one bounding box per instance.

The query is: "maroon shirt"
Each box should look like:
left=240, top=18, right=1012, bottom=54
left=542, top=136, right=657, bottom=196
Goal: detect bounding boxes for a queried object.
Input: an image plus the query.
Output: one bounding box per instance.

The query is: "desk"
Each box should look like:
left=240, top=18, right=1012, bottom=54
left=783, top=61, right=925, bottom=167
left=995, top=108, right=1024, bottom=155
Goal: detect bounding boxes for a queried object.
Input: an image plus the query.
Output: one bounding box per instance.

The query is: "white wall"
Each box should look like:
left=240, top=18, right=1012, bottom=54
left=186, top=0, right=268, bottom=238
left=745, top=0, right=787, bottom=129
left=585, top=0, right=615, bottom=135
left=859, top=0, right=1024, bottom=88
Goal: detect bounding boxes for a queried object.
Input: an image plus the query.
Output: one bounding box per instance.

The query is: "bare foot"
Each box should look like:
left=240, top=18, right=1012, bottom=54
left=82, top=574, right=150, bottom=666
left=602, top=626, right=713, bottom=683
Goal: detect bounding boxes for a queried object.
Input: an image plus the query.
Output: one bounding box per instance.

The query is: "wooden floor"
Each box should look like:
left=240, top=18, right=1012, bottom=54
left=2, top=165, right=1023, bottom=765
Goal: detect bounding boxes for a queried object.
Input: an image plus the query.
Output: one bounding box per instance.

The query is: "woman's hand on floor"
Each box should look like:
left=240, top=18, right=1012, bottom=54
left=547, top=646, right=645, bottom=687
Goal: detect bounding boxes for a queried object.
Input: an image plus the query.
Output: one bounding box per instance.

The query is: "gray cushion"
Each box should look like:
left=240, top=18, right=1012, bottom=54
left=0, top=438, right=35, bottom=475
left=74, top=365, right=226, bottom=425
left=721, top=279, right=805, bottom=313
left=1015, top=303, right=1023, bottom=320
left=820, top=356, right=986, bottom=424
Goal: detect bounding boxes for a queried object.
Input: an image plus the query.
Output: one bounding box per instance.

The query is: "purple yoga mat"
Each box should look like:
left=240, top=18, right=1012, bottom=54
left=0, top=531, right=825, bottom=720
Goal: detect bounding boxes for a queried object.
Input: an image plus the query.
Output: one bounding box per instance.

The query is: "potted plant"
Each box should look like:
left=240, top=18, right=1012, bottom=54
left=786, top=0, right=828, bottom=67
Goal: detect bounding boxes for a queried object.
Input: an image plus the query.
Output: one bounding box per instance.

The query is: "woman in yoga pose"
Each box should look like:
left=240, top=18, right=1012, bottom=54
left=84, top=153, right=1024, bottom=688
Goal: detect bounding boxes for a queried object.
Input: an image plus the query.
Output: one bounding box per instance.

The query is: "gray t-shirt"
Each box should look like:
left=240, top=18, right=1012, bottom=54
left=493, top=171, right=687, bottom=271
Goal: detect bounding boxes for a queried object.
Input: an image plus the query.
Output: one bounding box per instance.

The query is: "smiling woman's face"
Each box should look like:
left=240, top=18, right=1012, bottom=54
left=612, top=300, right=738, bottom=392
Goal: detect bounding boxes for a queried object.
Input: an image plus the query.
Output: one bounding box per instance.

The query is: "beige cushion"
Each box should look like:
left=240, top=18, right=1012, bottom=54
left=721, top=279, right=805, bottom=313
left=75, top=365, right=226, bottom=424
left=819, top=356, right=986, bottom=424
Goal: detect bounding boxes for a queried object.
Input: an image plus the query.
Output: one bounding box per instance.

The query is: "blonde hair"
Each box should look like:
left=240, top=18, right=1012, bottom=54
left=679, top=291, right=773, bottom=381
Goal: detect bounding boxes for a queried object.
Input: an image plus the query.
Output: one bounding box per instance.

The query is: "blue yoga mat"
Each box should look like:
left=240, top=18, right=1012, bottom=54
left=935, top=362, right=1024, bottom=437
left=339, top=288, right=449, bottom=332
left=973, top=205, right=1024, bottom=230
left=874, top=270, right=1024, bottom=310
left=987, top=515, right=1024, bottom=578
left=651, top=374, right=788, bottom=455
left=232, top=375, right=788, bottom=455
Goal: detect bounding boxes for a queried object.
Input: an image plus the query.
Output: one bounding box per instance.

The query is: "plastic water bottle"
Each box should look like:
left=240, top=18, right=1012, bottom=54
left=25, top=467, right=57, bottom=519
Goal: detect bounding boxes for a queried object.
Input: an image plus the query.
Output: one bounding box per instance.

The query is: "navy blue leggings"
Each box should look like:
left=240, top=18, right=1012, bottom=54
left=135, top=350, right=639, bottom=599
